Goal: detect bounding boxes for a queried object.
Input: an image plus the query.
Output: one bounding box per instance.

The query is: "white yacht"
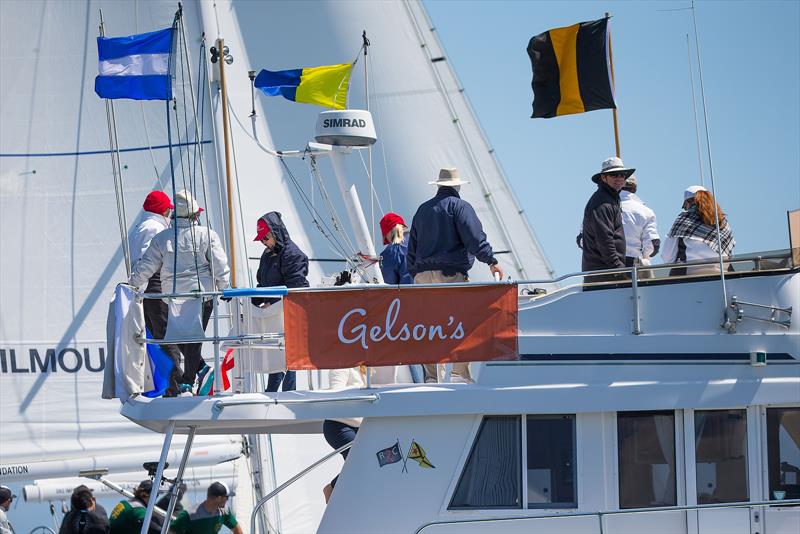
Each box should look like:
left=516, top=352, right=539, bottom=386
left=120, top=251, right=800, bottom=534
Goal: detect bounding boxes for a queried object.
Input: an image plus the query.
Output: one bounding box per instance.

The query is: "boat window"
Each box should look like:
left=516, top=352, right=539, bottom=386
left=617, top=411, right=676, bottom=509
left=527, top=414, right=576, bottom=508
left=766, top=407, right=800, bottom=500
left=694, top=409, right=748, bottom=504
left=450, top=415, right=521, bottom=509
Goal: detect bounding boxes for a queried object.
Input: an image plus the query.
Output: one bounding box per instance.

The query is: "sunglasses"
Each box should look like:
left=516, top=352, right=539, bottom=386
left=604, top=172, right=626, bottom=178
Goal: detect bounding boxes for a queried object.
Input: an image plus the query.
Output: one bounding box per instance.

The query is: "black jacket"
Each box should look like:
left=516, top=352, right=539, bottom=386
left=59, top=509, right=109, bottom=534
left=580, top=182, right=626, bottom=271
left=254, top=211, right=309, bottom=306
left=407, top=187, right=496, bottom=276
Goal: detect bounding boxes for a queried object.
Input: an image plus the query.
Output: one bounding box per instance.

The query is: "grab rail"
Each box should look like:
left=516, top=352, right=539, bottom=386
left=212, top=392, right=380, bottom=412
left=416, top=498, right=800, bottom=534
left=250, top=442, right=353, bottom=534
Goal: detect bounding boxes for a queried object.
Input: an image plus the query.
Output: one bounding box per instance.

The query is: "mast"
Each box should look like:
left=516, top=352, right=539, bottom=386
left=606, top=12, right=622, bottom=158
left=213, top=38, right=237, bottom=287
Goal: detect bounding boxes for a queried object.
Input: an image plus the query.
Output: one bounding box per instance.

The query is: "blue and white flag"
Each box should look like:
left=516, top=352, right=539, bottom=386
left=95, top=27, right=174, bottom=100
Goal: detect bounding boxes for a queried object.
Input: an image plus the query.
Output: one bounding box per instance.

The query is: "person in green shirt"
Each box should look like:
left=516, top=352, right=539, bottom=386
left=171, top=482, right=241, bottom=534
left=109, top=481, right=161, bottom=534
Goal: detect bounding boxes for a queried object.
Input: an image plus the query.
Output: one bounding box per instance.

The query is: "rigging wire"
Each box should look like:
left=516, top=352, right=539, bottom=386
left=356, top=149, right=386, bottom=215
left=306, top=155, right=359, bottom=258
left=367, top=57, right=394, bottom=211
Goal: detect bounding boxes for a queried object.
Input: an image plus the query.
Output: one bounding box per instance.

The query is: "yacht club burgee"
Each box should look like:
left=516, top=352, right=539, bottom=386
left=283, top=285, right=518, bottom=369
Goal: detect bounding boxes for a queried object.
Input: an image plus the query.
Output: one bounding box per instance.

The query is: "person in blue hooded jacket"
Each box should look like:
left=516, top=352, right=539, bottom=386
left=378, top=212, right=413, bottom=285
left=253, top=211, right=310, bottom=392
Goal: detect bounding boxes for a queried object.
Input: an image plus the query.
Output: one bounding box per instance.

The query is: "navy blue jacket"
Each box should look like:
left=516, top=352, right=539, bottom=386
left=407, top=187, right=497, bottom=276
left=380, top=239, right=412, bottom=285
left=254, top=211, right=309, bottom=305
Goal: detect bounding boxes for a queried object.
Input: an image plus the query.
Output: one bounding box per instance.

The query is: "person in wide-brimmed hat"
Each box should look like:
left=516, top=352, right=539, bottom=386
left=407, top=168, right=503, bottom=384
left=579, top=157, right=631, bottom=278
left=128, top=189, right=230, bottom=394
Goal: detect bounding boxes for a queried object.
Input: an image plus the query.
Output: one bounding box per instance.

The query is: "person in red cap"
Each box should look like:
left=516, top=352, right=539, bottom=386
left=127, top=191, right=183, bottom=397
left=252, top=212, right=309, bottom=392
left=379, top=212, right=412, bottom=285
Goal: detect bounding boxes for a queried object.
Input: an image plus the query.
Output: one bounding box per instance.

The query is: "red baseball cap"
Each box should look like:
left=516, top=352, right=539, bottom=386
left=379, top=212, right=406, bottom=244
left=253, top=219, right=271, bottom=241
left=142, top=191, right=174, bottom=214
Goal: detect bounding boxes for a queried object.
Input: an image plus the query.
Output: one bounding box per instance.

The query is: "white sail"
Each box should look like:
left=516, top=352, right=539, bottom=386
left=0, top=0, right=239, bottom=499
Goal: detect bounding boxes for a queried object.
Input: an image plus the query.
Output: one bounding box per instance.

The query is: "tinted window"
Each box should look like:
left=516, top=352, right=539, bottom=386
left=695, top=410, right=748, bottom=504
left=450, top=416, right=521, bottom=509
left=766, top=407, right=800, bottom=500
left=618, top=411, right=676, bottom=508
left=527, top=415, right=576, bottom=508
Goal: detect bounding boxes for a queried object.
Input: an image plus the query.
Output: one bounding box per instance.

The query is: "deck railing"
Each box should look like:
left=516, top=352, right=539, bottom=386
left=132, top=249, right=795, bottom=396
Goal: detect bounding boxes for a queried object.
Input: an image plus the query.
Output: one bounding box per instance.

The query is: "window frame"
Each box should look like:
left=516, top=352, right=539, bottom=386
left=616, top=410, right=678, bottom=510
left=525, top=414, right=578, bottom=509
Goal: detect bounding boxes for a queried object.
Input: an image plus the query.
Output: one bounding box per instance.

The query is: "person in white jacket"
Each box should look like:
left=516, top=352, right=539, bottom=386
left=619, top=174, right=660, bottom=278
left=127, top=191, right=183, bottom=396
left=0, top=486, right=15, bottom=534
left=129, top=189, right=230, bottom=391
left=662, top=186, right=735, bottom=275
left=322, top=367, right=366, bottom=503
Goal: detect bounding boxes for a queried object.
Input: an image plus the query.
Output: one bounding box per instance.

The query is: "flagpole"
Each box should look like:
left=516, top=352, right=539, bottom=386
left=606, top=13, right=622, bottom=158
left=216, top=37, right=237, bottom=287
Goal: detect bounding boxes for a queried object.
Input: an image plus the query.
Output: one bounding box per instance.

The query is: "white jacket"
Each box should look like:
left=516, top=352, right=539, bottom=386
left=128, top=211, right=170, bottom=262
left=620, top=191, right=660, bottom=259
left=0, top=507, right=14, bottom=534
left=129, top=218, right=230, bottom=294
left=661, top=235, right=724, bottom=274
left=328, top=368, right=366, bottom=427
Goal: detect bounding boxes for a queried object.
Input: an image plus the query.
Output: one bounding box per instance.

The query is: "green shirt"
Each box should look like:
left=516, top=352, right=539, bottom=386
left=109, top=500, right=148, bottom=534
left=171, top=504, right=237, bottom=534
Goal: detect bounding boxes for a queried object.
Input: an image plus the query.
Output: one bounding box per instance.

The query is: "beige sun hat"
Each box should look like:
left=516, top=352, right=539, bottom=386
left=428, top=167, right=471, bottom=187
left=175, top=189, right=203, bottom=218
left=591, top=156, right=636, bottom=184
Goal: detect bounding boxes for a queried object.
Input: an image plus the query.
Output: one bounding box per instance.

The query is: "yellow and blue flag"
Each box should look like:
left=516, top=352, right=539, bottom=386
left=254, top=63, right=352, bottom=110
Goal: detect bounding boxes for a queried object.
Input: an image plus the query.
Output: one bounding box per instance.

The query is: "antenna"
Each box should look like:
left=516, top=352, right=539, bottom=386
left=362, top=30, right=376, bottom=247
left=686, top=34, right=704, bottom=188
left=691, top=0, right=730, bottom=327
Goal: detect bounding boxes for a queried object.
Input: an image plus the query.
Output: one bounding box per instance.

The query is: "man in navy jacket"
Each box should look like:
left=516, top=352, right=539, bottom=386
left=253, top=211, right=310, bottom=392
left=407, top=168, right=503, bottom=383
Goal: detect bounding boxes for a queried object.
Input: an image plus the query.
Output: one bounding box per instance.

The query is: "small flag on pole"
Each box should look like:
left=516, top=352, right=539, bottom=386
left=376, top=441, right=403, bottom=467
left=95, top=27, right=174, bottom=100
left=406, top=440, right=435, bottom=469
left=254, top=63, right=352, bottom=110
left=527, top=18, right=616, bottom=118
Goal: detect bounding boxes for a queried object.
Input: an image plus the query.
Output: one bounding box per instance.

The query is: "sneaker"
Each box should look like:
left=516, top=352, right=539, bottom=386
left=196, top=364, right=211, bottom=386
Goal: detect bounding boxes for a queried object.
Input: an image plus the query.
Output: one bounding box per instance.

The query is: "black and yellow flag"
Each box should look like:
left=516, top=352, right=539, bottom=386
left=527, top=18, right=616, bottom=118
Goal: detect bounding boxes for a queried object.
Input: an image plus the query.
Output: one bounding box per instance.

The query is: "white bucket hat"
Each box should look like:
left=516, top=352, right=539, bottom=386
left=684, top=185, right=707, bottom=201
left=591, top=156, right=636, bottom=184
left=429, top=167, right=471, bottom=187
left=175, top=189, right=203, bottom=218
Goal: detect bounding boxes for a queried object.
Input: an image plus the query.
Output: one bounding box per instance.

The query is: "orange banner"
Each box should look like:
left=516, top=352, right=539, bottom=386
left=284, top=284, right=518, bottom=370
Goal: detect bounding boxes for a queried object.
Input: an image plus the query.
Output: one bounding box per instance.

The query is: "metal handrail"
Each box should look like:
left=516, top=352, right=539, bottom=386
left=212, top=392, right=380, bottom=412
left=416, top=498, right=800, bottom=534
left=249, top=442, right=353, bottom=534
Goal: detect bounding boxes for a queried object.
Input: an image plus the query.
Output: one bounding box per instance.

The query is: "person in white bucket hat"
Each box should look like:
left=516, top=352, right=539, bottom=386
left=579, top=157, right=632, bottom=280
left=128, top=189, right=230, bottom=394
left=407, top=167, right=503, bottom=384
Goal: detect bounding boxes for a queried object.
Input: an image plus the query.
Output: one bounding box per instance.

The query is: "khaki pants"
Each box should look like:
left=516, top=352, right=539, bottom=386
left=414, top=271, right=472, bottom=383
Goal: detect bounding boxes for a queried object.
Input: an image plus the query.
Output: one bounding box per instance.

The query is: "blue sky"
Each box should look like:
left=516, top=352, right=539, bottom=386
left=424, top=0, right=800, bottom=276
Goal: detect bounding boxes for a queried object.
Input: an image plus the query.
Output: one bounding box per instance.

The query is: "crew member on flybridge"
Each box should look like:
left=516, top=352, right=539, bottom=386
left=407, top=167, right=503, bottom=384
left=128, top=191, right=183, bottom=397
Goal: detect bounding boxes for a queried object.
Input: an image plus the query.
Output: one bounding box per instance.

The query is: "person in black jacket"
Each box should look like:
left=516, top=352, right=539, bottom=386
left=578, top=157, right=633, bottom=282
left=59, top=486, right=109, bottom=534
left=253, top=212, right=310, bottom=392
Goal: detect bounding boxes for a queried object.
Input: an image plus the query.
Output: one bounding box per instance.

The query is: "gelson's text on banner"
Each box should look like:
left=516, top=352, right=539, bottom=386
left=284, top=285, right=518, bottom=370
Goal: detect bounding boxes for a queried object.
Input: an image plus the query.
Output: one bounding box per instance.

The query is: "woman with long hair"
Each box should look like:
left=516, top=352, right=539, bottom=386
left=662, top=186, right=735, bottom=275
